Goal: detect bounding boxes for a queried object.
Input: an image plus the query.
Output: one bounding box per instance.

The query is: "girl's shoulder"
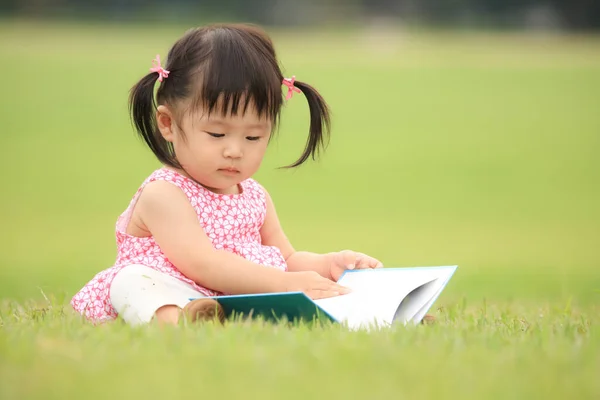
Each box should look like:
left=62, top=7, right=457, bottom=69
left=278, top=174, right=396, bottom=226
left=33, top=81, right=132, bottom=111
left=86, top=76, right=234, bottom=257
left=144, top=167, right=267, bottom=202
left=143, top=167, right=207, bottom=195
left=146, top=167, right=190, bottom=186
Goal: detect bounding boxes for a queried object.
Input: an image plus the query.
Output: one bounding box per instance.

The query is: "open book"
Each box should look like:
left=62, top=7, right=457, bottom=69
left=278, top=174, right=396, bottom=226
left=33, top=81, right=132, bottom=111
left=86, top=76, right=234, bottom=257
left=200, top=266, right=457, bottom=330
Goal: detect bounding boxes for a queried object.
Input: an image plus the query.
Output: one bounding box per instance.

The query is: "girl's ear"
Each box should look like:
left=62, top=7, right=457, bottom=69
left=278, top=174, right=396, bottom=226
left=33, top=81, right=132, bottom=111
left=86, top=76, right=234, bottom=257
left=156, top=105, right=176, bottom=142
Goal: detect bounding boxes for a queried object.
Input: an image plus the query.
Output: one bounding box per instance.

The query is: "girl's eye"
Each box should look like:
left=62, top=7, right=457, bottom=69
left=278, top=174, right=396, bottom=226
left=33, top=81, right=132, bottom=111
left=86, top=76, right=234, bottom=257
left=246, top=136, right=261, bottom=141
left=207, top=132, right=225, bottom=138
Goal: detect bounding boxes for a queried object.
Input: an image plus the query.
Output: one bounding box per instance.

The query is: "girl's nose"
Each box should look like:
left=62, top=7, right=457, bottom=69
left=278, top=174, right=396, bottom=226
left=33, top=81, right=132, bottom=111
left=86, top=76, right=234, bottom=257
left=223, top=144, right=243, bottom=159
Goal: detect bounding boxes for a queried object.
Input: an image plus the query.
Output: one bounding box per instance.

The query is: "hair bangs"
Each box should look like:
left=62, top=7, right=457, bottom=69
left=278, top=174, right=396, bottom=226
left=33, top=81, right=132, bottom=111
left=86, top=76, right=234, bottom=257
left=190, top=27, right=283, bottom=124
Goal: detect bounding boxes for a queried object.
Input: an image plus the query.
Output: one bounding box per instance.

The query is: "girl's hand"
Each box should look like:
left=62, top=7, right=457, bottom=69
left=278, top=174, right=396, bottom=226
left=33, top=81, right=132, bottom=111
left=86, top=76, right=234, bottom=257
left=329, top=250, right=384, bottom=281
left=283, top=271, right=351, bottom=300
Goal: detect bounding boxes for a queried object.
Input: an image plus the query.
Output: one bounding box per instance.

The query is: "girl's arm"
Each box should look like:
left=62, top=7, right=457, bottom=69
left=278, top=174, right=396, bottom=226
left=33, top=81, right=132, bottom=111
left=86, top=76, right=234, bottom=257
left=137, top=181, right=286, bottom=293
left=136, top=180, right=347, bottom=297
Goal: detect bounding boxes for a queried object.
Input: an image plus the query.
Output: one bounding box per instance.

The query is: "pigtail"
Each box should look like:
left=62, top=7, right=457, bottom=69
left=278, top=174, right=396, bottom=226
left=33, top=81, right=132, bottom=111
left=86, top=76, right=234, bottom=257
left=128, top=73, right=178, bottom=167
left=285, top=80, right=331, bottom=168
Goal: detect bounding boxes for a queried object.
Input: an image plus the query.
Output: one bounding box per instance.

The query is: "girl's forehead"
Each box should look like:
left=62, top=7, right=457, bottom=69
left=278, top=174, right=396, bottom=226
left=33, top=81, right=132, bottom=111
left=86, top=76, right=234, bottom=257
left=187, top=107, right=272, bottom=130
left=186, top=87, right=278, bottom=120
left=203, top=115, right=270, bottom=129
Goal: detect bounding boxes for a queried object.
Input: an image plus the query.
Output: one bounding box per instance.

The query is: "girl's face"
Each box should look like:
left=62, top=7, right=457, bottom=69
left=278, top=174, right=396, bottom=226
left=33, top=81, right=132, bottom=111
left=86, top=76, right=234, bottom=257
left=157, top=101, right=272, bottom=194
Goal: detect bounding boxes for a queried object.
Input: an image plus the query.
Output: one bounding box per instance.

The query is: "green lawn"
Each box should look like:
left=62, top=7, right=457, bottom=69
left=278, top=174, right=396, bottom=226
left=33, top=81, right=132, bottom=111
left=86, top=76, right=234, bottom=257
left=1, top=19, right=599, bottom=399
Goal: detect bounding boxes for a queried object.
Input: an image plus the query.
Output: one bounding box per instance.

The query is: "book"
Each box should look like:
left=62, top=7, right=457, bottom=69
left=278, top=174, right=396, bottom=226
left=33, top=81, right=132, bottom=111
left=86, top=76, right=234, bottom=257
left=198, top=266, right=457, bottom=330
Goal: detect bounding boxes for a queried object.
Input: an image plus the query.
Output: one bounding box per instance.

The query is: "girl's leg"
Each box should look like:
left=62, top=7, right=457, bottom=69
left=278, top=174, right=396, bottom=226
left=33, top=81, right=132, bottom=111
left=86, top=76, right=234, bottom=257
left=109, top=264, right=224, bottom=326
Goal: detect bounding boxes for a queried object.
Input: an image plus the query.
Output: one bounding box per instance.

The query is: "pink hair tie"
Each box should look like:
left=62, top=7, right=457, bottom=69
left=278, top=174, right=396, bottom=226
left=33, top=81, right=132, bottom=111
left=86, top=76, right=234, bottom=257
left=282, top=76, right=301, bottom=100
left=149, top=54, right=170, bottom=82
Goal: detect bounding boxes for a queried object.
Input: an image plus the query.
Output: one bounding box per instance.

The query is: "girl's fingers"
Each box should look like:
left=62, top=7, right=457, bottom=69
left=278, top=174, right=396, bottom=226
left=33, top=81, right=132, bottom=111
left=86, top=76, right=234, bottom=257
left=365, top=257, right=382, bottom=268
left=325, top=281, right=351, bottom=294
left=314, top=277, right=351, bottom=294
left=309, top=289, right=343, bottom=300
left=355, top=254, right=380, bottom=269
left=338, top=250, right=358, bottom=270
left=352, top=254, right=366, bottom=269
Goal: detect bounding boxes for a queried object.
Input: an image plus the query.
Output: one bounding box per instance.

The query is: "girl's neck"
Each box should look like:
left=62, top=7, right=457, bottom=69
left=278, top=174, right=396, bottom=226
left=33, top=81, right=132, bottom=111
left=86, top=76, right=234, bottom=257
left=163, top=166, right=242, bottom=195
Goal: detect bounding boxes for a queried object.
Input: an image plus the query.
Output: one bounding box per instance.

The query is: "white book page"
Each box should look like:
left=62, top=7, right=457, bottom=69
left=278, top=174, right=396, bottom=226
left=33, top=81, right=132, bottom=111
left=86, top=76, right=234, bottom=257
left=410, top=283, right=446, bottom=323
left=314, top=267, right=456, bottom=330
left=393, top=278, right=446, bottom=324
left=409, top=275, right=454, bottom=323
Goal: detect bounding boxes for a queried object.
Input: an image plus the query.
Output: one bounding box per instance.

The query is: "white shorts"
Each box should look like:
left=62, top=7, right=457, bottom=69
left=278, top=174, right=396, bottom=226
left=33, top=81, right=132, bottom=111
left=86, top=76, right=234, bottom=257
left=110, top=264, right=205, bottom=326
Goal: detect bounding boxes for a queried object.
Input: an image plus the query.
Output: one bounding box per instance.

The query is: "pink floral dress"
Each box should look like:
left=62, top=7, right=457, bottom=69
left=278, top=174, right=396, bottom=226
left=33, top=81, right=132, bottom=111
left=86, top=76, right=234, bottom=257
left=70, top=167, right=288, bottom=323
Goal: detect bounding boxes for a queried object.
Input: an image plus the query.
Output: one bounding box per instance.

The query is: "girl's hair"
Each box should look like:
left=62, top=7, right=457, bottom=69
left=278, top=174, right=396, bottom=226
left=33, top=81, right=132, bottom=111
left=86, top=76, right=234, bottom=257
left=129, top=23, right=330, bottom=168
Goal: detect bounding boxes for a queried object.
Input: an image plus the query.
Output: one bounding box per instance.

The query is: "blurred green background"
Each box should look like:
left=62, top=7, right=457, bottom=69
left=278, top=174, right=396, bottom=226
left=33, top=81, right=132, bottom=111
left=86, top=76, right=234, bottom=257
left=0, top=2, right=599, bottom=309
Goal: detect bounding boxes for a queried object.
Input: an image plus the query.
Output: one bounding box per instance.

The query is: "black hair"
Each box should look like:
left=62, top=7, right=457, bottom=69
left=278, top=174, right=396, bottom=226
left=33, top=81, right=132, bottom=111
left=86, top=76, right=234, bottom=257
left=128, top=23, right=330, bottom=169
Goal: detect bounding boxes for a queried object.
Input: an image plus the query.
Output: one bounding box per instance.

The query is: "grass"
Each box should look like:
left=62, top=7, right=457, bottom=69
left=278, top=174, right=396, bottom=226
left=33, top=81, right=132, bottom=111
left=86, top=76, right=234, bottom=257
left=1, top=299, right=598, bottom=399
left=1, top=19, right=599, bottom=399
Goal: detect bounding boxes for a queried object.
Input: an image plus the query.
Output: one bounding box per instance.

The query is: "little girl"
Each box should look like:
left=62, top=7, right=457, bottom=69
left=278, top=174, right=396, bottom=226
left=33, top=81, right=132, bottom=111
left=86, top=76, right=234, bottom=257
left=71, top=23, right=383, bottom=326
